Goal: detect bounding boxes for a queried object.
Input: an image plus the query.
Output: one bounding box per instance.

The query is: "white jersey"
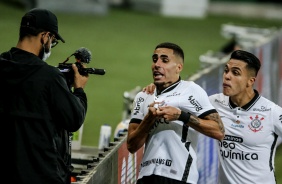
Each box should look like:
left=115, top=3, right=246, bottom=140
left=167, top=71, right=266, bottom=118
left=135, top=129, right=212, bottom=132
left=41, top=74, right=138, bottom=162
left=209, top=90, right=282, bottom=184
left=130, top=80, right=217, bottom=184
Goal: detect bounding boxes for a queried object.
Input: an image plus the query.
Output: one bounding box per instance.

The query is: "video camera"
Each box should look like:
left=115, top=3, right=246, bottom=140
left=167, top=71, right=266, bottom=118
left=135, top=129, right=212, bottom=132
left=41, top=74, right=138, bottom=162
left=57, top=47, right=106, bottom=88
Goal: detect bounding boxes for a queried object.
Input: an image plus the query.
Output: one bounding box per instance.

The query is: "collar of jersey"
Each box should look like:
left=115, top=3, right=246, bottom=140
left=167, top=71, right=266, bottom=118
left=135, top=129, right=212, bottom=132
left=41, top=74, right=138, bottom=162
left=229, top=89, right=260, bottom=110
left=156, top=77, right=181, bottom=96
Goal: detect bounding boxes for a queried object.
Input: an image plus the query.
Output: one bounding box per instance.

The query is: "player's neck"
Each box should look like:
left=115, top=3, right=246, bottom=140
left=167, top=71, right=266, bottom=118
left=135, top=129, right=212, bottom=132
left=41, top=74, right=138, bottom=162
left=230, top=88, right=256, bottom=107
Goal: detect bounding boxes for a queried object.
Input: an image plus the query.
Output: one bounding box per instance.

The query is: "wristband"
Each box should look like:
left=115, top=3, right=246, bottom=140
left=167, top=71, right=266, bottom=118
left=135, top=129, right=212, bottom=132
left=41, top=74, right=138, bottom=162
left=178, top=111, right=191, bottom=124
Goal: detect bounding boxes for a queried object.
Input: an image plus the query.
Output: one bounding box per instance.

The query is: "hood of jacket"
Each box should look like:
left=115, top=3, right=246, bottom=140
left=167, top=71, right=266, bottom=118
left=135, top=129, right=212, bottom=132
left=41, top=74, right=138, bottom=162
left=0, top=47, right=46, bottom=86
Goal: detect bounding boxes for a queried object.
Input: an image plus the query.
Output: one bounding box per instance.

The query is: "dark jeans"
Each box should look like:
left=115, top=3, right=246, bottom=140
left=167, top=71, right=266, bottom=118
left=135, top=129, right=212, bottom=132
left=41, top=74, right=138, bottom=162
left=137, top=174, right=190, bottom=184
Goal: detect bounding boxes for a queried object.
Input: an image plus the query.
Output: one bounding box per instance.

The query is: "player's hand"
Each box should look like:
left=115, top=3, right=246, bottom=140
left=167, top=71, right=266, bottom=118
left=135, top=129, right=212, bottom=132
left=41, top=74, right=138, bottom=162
left=147, top=102, right=159, bottom=114
left=143, top=83, right=155, bottom=94
left=72, top=63, right=89, bottom=89
left=156, top=106, right=181, bottom=121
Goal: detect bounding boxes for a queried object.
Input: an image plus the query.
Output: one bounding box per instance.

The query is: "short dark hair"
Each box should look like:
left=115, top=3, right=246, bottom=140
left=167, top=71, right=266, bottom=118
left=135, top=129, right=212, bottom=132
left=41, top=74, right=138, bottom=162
left=230, top=50, right=261, bottom=76
left=155, top=42, right=184, bottom=62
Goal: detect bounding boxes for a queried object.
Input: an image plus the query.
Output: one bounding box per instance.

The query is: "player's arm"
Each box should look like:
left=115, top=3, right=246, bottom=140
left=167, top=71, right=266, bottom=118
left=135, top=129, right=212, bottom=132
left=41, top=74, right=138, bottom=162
left=187, top=111, right=225, bottom=140
left=156, top=106, right=224, bottom=140
left=127, top=103, right=159, bottom=153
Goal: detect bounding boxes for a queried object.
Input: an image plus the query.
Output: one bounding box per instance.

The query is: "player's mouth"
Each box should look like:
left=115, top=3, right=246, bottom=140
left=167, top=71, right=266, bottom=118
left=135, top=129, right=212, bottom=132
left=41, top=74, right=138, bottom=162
left=223, top=83, right=231, bottom=88
left=153, top=71, right=163, bottom=80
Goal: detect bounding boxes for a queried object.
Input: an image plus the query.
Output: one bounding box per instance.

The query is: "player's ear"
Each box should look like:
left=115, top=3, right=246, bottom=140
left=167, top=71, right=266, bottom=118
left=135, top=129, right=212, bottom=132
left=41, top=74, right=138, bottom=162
left=176, top=63, right=183, bottom=74
left=247, top=77, right=256, bottom=87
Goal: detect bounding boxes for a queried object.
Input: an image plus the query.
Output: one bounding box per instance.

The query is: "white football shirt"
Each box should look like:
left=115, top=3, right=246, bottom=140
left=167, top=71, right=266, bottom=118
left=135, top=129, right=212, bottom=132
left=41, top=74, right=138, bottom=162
left=130, top=80, right=217, bottom=184
left=209, top=90, right=282, bottom=184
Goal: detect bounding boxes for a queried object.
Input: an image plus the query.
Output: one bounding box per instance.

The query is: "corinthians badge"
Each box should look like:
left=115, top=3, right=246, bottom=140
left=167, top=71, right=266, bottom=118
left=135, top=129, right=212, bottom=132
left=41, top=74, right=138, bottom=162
left=248, top=115, right=264, bottom=132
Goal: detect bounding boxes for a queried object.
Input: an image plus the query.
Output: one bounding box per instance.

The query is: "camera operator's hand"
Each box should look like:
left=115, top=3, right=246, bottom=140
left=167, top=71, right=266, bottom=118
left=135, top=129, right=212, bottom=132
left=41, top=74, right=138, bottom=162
left=72, top=63, right=89, bottom=89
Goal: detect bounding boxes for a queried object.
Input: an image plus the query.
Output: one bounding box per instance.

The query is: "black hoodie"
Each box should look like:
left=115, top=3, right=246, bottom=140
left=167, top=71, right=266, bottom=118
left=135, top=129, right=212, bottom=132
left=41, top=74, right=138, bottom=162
left=0, top=47, right=87, bottom=184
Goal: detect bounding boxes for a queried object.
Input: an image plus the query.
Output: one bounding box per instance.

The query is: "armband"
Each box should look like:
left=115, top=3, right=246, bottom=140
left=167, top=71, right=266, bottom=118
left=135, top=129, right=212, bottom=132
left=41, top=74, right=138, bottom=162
left=178, top=111, right=191, bottom=124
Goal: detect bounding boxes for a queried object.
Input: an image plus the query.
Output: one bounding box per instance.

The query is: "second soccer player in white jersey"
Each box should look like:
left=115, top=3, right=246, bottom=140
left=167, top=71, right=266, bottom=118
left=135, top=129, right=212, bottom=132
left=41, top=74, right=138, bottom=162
left=209, top=50, right=282, bottom=184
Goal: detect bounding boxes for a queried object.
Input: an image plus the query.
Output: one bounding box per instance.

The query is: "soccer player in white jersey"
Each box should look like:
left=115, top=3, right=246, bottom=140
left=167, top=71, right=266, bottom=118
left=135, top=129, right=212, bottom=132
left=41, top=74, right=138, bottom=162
left=127, top=42, right=225, bottom=184
left=209, top=50, right=282, bottom=184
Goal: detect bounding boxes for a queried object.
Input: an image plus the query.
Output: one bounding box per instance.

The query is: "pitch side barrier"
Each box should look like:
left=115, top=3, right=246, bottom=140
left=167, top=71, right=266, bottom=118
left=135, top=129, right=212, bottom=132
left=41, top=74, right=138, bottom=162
left=71, top=25, right=282, bottom=184
left=71, top=132, right=144, bottom=184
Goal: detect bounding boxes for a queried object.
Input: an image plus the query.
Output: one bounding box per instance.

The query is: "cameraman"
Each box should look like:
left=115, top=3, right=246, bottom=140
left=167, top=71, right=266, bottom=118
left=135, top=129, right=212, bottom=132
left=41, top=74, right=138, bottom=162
left=0, top=8, right=89, bottom=184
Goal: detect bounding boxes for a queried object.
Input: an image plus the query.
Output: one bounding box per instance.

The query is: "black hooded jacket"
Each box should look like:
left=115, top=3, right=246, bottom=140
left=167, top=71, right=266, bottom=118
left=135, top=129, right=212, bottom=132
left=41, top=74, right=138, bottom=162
left=0, top=47, right=87, bottom=184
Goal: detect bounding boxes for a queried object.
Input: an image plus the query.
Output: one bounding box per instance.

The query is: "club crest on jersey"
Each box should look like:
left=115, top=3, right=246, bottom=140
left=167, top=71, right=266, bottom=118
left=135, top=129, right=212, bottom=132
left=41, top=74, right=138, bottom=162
left=248, top=115, right=264, bottom=132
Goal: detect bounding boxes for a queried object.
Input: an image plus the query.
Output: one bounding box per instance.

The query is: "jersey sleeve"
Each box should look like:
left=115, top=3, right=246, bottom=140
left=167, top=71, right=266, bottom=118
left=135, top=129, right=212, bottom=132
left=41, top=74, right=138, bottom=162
left=130, top=91, right=153, bottom=123
left=273, top=104, right=282, bottom=138
left=184, top=83, right=217, bottom=118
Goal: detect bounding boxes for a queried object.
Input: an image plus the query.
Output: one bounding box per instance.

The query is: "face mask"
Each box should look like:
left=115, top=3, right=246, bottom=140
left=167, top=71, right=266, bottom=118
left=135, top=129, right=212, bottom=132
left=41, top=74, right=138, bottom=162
left=42, top=46, right=51, bottom=61
left=40, top=36, right=52, bottom=61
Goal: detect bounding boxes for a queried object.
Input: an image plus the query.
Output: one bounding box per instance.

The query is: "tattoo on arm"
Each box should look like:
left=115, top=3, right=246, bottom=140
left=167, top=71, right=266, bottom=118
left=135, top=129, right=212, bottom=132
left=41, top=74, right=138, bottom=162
left=206, top=113, right=225, bottom=134
left=182, top=112, right=225, bottom=135
left=188, top=114, right=200, bottom=125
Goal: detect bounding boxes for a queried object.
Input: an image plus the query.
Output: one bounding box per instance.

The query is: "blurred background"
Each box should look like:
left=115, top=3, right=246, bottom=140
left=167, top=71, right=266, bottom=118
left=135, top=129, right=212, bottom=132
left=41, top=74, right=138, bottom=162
left=0, top=0, right=281, bottom=183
